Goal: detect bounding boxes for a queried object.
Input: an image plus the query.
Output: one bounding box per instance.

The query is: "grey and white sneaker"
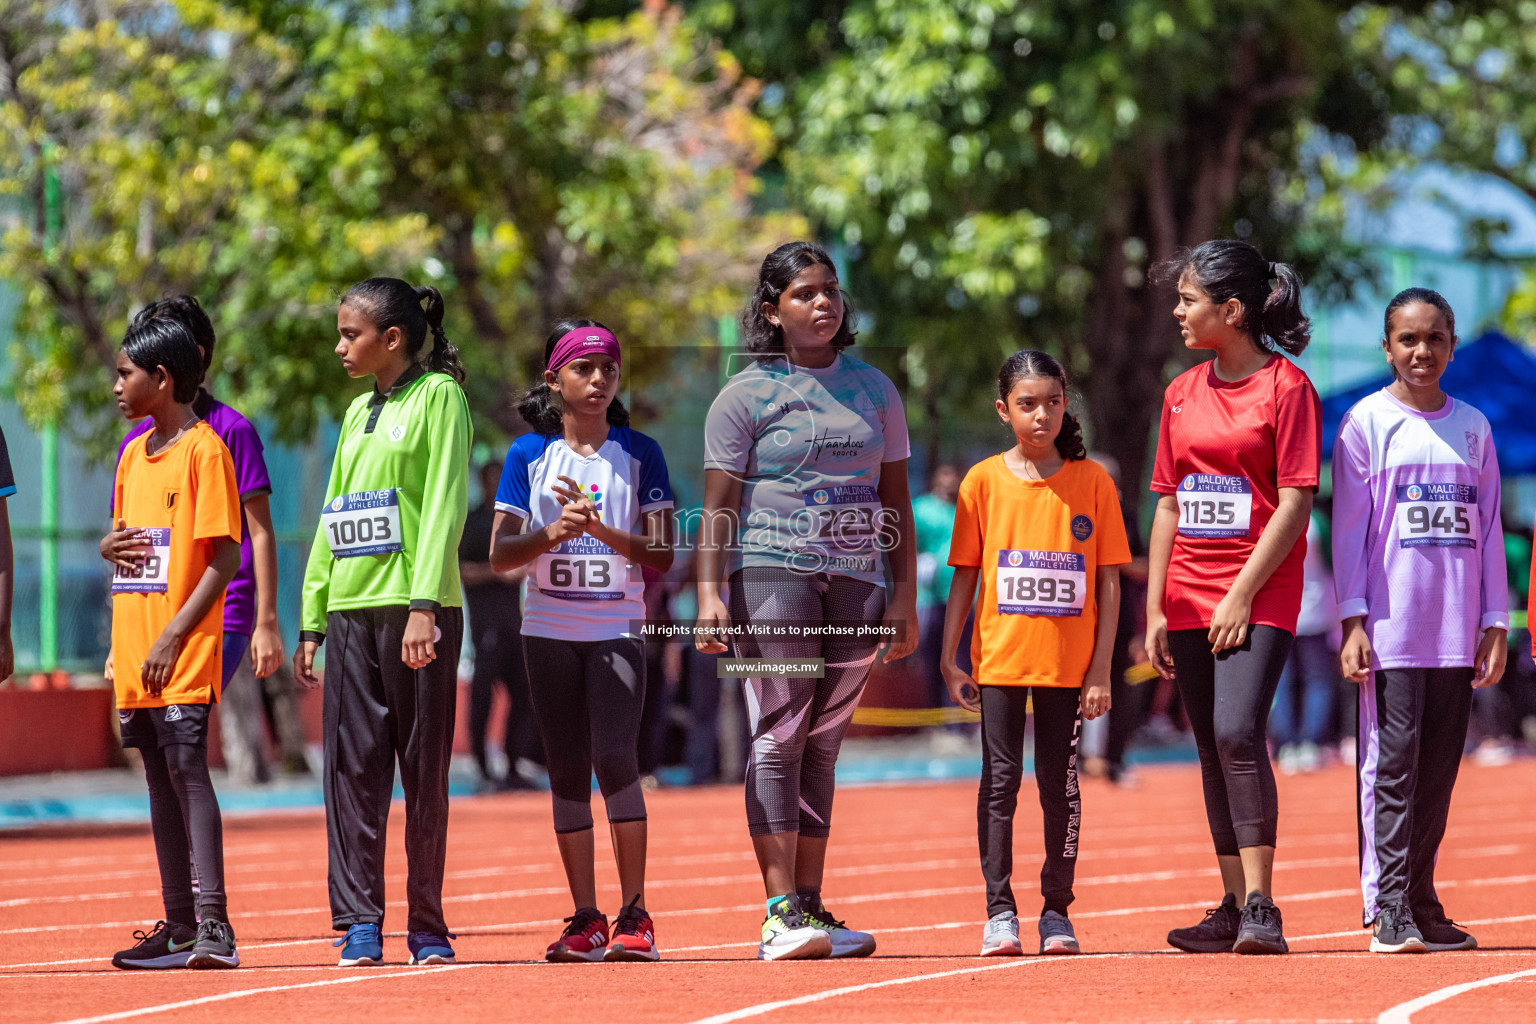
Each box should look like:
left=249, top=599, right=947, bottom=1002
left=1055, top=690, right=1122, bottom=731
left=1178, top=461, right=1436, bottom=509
left=801, top=897, right=876, bottom=958
left=186, top=918, right=240, bottom=969
left=1369, top=904, right=1426, bottom=954
left=980, top=910, right=1022, bottom=956
left=1037, top=910, right=1080, bottom=955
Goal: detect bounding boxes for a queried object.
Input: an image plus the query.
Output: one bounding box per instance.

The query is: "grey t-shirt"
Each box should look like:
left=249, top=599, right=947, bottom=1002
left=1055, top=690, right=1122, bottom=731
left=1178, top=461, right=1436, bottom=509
left=703, top=353, right=910, bottom=584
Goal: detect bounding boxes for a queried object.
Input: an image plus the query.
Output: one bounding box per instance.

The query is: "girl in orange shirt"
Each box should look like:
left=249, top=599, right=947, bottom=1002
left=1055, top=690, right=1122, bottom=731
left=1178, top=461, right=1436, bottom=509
left=942, top=350, right=1130, bottom=957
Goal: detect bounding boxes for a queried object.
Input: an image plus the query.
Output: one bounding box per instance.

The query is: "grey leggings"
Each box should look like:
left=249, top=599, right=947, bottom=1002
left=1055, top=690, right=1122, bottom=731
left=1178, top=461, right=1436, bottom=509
left=729, top=567, right=886, bottom=838
left=524, top=635, right=647, bottom=834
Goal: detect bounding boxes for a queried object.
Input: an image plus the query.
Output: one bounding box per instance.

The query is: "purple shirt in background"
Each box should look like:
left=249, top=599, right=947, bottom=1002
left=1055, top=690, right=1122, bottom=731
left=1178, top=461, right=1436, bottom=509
left=118, top=392, right=272, bottom=636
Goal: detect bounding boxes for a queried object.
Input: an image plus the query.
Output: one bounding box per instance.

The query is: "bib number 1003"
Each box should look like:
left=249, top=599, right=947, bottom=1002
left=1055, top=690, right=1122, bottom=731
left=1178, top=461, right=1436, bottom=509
left=327, top=515, right=393, bottom=548
left=322, top=489, right=405, bottom=558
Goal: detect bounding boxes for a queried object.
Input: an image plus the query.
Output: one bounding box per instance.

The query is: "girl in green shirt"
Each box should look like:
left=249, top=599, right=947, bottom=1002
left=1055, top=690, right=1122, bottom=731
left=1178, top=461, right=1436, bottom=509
left=294, top=277, right=471, bottom=968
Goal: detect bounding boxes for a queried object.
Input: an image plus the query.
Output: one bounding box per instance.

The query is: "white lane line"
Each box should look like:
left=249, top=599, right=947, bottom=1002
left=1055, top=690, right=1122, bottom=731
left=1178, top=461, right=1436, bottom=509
left=1290, top=912, right=1536, bottom=944
left=682, top=955, right=1130, bottom=1024
left=47, top=964, right=484, bottom=1024
left=1376, top=967, right=1536, bottom=1024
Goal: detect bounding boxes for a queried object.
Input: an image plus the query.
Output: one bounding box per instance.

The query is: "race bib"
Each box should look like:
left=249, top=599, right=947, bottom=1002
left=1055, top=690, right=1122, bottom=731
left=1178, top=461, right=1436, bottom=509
left=1395, top=483, right=1477, bottom=548
left=801, top=485, right=882, bottom=554
left=1177, top=474, right=1253, bottom=538
left=537, top=539, right=625, bottom=601
left=996, top=550, right=1086, bottom=617
left=111, top=527, right=171, bottom=594
left=322, top=490, right=404, bottom=558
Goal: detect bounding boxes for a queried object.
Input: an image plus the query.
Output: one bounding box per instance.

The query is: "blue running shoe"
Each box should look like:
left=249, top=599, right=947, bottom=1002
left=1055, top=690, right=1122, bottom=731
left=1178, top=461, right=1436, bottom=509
left=334, top=923, right=384, bottom=967
left=407, top=931, right=457, bottom=966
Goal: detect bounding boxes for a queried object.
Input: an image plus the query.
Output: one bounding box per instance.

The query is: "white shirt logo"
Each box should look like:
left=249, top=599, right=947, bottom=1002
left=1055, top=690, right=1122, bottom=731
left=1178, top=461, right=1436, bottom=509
left=389, top=424, right=406, bottom=442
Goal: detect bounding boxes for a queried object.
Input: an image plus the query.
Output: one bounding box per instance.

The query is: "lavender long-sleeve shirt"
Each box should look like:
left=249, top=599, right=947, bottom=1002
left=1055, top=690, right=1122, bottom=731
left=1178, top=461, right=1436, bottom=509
left=1331, top=389, right=1508, bottom=670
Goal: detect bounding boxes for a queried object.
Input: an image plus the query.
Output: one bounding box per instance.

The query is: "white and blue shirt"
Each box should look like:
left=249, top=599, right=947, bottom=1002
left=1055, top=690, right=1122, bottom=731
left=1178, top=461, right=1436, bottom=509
left=496, top=426, right=674, bottom=641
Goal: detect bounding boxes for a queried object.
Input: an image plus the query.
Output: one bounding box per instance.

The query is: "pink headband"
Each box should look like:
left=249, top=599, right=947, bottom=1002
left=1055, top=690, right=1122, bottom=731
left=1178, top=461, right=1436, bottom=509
left=548, top=327, right=621, bottom=372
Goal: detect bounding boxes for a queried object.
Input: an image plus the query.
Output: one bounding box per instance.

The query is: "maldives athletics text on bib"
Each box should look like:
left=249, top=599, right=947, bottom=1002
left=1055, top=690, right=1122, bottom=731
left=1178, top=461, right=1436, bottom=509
left=799, top=484, right=882, bottom=568
left=996, top=549, right=1087, bottom=617
left=111, top=527, right=171, bottom=593
left=322, top=489, right=404, bottom=558
left=1394, top=482, right=1477, bottom=548
left=536, top=535, right=626, bottom=601
left=1177, top=474, right=1253, bottom=538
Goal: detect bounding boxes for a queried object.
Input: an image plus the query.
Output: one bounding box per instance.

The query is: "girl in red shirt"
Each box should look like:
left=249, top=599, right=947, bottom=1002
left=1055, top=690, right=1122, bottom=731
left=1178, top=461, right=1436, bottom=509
left=1146, top=240, right=1321, bottom=956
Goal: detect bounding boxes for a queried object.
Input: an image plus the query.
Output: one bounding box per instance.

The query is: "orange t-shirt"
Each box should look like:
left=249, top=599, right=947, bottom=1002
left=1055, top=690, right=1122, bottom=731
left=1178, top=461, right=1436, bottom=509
left=111, top=422, right=241, bottom=708
left=949, top=455, right=1131, bottom=687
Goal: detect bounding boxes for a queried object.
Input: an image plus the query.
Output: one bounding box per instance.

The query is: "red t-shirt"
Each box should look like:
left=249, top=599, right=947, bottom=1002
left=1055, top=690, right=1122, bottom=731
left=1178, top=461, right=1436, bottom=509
left=1150, top=356, right=1321, bottom=633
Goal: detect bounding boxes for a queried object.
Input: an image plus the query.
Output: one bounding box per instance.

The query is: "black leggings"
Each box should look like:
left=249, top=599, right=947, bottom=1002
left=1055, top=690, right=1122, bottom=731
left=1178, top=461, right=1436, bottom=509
left=1168, top=626, right=1292, bottom=854
left=978, top=686, right=1082, bottom=918
left=524, top=635, right=647, bottom=834
left=144, top=741, right=225, bottom=924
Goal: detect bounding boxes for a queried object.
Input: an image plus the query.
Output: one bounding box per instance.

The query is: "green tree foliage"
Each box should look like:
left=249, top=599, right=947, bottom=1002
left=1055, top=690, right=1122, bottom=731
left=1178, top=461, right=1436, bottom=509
left=0, top=0, right=793, bottom=446
left=1346, top=1, right=1536, bottom=332
left=695, top=0, right=1396, bottom=500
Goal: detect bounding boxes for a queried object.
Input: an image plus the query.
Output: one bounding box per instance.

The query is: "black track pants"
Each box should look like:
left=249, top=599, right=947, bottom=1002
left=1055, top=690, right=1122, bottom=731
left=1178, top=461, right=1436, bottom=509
left=978, top=685, right=1083, bottom=918
left=323, top=605, right=462, bottom=934
left=1357, top=666, right=1474, bottom=925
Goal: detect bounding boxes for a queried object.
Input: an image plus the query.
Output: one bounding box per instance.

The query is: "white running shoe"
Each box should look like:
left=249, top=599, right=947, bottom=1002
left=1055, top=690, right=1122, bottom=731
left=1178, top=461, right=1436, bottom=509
left=980, top=911, right=1022, bottom=956
left=801, top=897, right=876, bottom=958
left=758, top=894, right=833, bottom=961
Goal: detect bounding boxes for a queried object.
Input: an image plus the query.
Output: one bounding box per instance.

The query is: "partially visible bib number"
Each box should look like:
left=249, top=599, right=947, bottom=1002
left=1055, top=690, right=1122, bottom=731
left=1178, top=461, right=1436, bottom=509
left=322, top=490, right=403, bottom=558
left=537, top=542, right=625, bottom=601
left=801, top=485, right=882, bottom=554
left=1395, top=483, right=1476, bottom=548
left=996, top=549, right=1086, bottom=617
left=112, top=527, right=171, bottom=593
left=1177, top=474, right=1253, bottom=538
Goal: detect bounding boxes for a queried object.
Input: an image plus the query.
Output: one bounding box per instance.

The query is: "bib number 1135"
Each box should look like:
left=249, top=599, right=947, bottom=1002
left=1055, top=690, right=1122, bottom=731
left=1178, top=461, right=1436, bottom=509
left=1177, top=474, right=1252, bottom=539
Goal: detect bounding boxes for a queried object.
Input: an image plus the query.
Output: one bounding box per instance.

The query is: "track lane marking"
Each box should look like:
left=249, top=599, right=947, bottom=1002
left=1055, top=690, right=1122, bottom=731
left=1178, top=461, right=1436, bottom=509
left=1376, top=967, right=1536, bottom=1024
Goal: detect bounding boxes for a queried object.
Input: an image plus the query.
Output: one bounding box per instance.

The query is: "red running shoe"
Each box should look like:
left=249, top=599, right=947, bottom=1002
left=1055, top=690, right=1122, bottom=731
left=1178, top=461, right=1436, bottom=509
left=604, top=896, right=660, bottom=962
left=547, top=907, right=608, bottom=962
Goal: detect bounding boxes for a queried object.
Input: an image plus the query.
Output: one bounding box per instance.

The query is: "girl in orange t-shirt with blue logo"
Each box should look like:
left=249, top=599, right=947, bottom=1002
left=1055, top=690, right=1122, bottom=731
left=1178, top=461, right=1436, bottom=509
left=941, top=350, right=1130, bottom=958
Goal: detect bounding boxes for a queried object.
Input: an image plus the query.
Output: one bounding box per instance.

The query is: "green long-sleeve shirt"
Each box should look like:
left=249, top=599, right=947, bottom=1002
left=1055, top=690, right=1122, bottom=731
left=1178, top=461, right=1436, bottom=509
left=300, top=367, right=471, bottom=639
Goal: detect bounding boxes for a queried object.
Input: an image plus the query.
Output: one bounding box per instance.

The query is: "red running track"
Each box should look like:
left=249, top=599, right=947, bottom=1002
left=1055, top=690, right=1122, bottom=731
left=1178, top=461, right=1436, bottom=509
left=3, top=759, right=1535, bottom=1024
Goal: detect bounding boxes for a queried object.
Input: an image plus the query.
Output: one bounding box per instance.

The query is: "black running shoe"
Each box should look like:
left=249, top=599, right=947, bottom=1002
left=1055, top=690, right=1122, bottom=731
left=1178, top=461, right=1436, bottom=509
left=111, top=921, right=196, bottom=970
left=1415, top=911, right=1476, bottom=952
left=1167, top=893, right=1242, bottom=953
left=187, top=918, right=240, bottom=969
left=1233, top=892, right=1288, bottom=955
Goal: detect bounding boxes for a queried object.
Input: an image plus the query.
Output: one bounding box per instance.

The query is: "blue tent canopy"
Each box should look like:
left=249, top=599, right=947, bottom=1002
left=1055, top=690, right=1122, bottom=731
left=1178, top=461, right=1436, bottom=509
left=1320, top=332, right=1536, bottom=475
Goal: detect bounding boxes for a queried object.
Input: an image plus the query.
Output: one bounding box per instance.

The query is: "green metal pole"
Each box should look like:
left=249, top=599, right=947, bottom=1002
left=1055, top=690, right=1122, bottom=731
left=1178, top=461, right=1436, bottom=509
left=40, top=425, right=57, bottom=669
left=41, top=141, right=61, bottom=670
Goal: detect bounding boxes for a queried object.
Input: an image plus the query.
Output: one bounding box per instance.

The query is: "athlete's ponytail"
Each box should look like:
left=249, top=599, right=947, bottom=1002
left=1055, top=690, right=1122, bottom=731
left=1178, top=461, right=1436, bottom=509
left=517, top=317, right=631, bottom=436
left=1156, top=239, right=1311, bottom=356
left=340, top=277, right=467, bottom=383
left=996, top=349, right=1087, bottom=461
left=417, top=285, right=466, bottom=382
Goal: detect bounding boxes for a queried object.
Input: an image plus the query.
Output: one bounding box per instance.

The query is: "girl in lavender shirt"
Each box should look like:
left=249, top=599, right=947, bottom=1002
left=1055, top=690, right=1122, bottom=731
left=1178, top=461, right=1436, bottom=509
left=1332, top=287, right=1507, bottom=955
